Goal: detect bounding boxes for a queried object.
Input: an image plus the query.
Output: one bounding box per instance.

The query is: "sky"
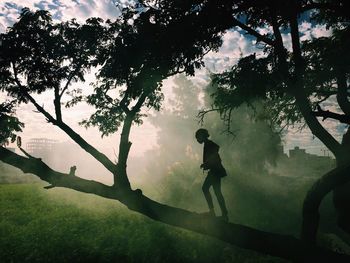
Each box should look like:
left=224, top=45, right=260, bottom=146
left=0, top=0, right=344, bottom=160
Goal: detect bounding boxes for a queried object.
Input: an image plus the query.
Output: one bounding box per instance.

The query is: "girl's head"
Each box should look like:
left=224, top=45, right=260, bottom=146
left=195, top=128, right=209, bottom=144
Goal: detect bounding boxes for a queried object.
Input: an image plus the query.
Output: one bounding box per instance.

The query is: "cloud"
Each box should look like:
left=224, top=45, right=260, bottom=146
left=57, top=0, right=121, bottom=22
left=0, top=2, right=344, bottom=158
left=203, top=29, right=260, bottom=73
left=0, top=0, right=121, bottom=32
left=299, top=21, right=332, bottom=41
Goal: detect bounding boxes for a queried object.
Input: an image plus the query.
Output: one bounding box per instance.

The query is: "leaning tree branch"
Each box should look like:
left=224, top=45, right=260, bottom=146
left=114, top=111, right=134, bottom=189
left=292, top=74, right=342, bottom=156
left=17, top=146, right=38, bottom=159
left=231, top=17, right=276, bottom=47
left=287, top=7, right=342, bottom=156
left=312, top=105, right=350, bottom=125
left=0, top=146, right=349, bottom=262
left=336, top=72, right=350, bottom=116
left=56, top=120, right=117, bottom=174
left=59, top=63, right=84, bottom=98
left=54, top=86, right=62, bottom=122
left=314, top=92, right=334, bottom=104
left=114, top=88, right=155, bottom=188
left=11, top=65, right=116, bottom=174
left=302, top=163, right=350, bottom=243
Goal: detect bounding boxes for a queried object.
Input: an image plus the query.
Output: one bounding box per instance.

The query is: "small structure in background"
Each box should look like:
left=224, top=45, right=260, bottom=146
left=26, top=138, right=58, bottom=158
left=270, top=146, right=336, bottom=177
left=288, top=146, right=335, bottom=171
left=289, top=146, right=307, bottom=158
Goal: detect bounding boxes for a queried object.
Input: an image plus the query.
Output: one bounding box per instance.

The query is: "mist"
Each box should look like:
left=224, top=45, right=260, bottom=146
left=123, top=75, right=338, bottom=238
left=1, top=74, right=345, bottom=262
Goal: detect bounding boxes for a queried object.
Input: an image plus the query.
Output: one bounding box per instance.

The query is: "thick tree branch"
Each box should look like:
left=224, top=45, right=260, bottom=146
left=114, top=88, right=152, bottom=188
left=293, top=88, right=342, bottom=156
left=59, top=64, right=83, bottom=98
left=114, top=112, right=134, bottom=188
left=54, top=86, right=62, bottom=122
left=270, top=4, right=289, bottom=79
left=312, top=105, right=350, bottom=125
left=18, top=146, right=38, bottom=159
left=336, top=72, right=350, bottom=115
left=288, top=7, right=342, bottom=157
left=12, top=65, right=116, bottom=174
left=56, top=120, right=117, bottom=174
left=289, top=7, right=303, bottom=72
left=231, top=17, right=276, bottom=47
left=132, top=91, right=148, bottom=113
left=0, top=146, right=349, bottom=262
left=302, top=164, right=350, bottom=243
left=119, top=94, right=131, bottom=114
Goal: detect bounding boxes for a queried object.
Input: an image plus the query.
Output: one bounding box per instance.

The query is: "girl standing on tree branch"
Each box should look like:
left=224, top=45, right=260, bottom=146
left=195, top=128, right=228, bottom=221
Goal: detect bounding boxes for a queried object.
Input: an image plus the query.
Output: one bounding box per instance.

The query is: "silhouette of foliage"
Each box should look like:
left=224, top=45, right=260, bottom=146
left=204, top=0, right=350, bottom=241
left=1, top=1, right=350, bottom=261
left=0, top=8, right=104, bottom=100
left=0, top=101, right=24, bottom=145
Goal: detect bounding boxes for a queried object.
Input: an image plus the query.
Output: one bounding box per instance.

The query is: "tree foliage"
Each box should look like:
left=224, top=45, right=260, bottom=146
left=204, top=0, right=350, bottom=241
left=210, top=0, right=350, bottom=131
left=0, top=101, right=24, bottom=145
left=1, top=1, right=350, bottom=261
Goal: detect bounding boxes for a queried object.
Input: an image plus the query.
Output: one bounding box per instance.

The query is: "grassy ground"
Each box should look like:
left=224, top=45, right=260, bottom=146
left=0, top=183, right=287, bottom=263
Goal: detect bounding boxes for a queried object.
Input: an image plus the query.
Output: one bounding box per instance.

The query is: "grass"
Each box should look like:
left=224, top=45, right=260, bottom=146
left=0, top=183, right=286, bottom=263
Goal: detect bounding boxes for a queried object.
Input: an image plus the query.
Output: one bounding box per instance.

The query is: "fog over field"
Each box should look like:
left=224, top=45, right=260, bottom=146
left=1, top=1, right=350, bottom=262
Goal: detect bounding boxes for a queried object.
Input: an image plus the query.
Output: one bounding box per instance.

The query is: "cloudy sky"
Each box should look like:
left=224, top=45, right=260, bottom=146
left=0, top=0, right=344, bottom=160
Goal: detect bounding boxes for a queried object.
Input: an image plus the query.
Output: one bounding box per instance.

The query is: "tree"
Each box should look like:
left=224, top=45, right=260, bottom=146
left=206, top=0, right=350, bottom=244
left=0, top=2, right=349, bottom=262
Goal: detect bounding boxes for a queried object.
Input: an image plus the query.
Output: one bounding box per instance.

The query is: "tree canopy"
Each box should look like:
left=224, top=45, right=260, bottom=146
left=1, top=1, right=350, bottom=261
left=204, top=0, right=350, bottom=242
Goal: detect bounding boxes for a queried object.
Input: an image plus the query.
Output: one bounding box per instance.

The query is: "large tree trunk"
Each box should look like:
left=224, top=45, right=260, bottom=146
left=287, top=3, right=350, bottom=244
left=114, top=113, right=134, bottom=189
left=301, top=163, right=350, bottom=242
left=1, top=146, right=349, bottom=262
left=333, top=129, right=350, bottom=234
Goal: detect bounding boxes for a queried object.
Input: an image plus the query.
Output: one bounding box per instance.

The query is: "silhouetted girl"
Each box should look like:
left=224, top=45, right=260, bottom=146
left=195, top=128, right=228, bottom=221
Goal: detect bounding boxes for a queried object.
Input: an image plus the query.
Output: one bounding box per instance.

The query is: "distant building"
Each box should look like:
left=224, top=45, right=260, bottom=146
left=271, top=146, right=336, bottom=177
left=26, top=138, right=58, bottom=158
left=289, top=146, right=307, bottom=158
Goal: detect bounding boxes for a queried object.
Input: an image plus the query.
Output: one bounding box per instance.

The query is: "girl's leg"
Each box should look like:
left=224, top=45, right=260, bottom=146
left=202, top=175, right=214, bottom=214
left=212, top=178, right=228, bottom=218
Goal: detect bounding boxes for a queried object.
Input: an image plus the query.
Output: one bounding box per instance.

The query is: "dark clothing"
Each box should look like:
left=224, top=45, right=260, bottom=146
left=203, top=140, right=227, bottom=178
left=201, top=139, right=228, bottom=216
left=202, top=173, right=228, bottom=216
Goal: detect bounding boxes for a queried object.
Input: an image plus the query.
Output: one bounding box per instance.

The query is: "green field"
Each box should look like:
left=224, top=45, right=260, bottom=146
left=0, top=183, right=288, bottom=263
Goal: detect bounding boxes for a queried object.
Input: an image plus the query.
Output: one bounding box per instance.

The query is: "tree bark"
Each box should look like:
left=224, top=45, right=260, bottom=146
left=288, top=1, right=347, bottom=245
left=1, top=146, right=349, bottom=262
left=312, top=105, right=350, bottom=125
left=333, top=128, right=350, bottom=234
left=301, top=163, right=350, bottom=242
left=54, top=86, right=62, bottom=122
left=22, top=91, right=117, bottom=174
left=57, top=120, right=117, bottom=174
left=114, top=113, right=134, bottom=189
left=113, top=88, right=149, bottom=188
left=292, top=81, right=342, bottom=157
left=336, top=72, right=350, bottom=116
